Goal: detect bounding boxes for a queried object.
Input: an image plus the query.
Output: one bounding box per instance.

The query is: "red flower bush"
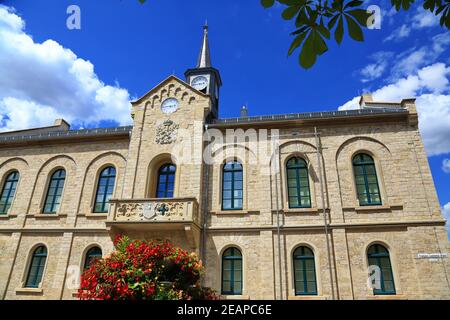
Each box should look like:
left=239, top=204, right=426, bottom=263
left=78, top=235, right=218, bottom=300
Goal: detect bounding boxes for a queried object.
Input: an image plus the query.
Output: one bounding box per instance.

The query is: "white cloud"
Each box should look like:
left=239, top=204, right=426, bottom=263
left=390, top=32, right=450, bottom=80
left=384, top=6, right=441, bottom=42
left=339, top=63, right=450, bottom=156
left=411, top=7, right=440, bottom=29
left=384, top=24, right=411, bottom=42
left=443, top=159, right=450, bottom=173
left=360, top=52, right=393, bottom=82
left=0, top=5, right=132, bottom=132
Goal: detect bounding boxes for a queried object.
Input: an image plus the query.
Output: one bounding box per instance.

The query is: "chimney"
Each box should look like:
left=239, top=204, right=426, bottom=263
left=54, top=119, right=70, bottom=131
left=240, top=105, right=248, bottom=118
left=359, top=93, right=373, bottom=108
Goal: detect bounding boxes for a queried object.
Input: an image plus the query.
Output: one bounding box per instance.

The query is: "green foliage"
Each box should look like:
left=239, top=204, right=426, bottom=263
left=261, top=0, right=450, bottom=69
left=138, top=0, right=449, bottom=69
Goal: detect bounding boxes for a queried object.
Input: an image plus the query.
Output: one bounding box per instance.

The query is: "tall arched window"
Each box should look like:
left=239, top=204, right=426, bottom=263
left=25, top=245, right=47, bottom=288
left=222, top=161, right=243, bottom=210
left=83, top=246, right=102, bottom=270
left=286, top=157, right=311, bottom=208
left=43, top=169, right=66, bottom=214
left=293, top=246, right=317, bottom=295
left=222, top=247, right=242, bottom=295
left=0, top=171, right=19, bottom=214
left=353, top=153, right=382, bottom=206
left=156, top=164, right=176, bottom=198
left=94, top=166, right=116, bottom=213
left=367, top=244, right=396, bottom=295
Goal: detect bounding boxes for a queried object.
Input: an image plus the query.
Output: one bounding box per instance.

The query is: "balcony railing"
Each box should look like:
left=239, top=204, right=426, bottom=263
left=107, top=198, right=200, bottom=226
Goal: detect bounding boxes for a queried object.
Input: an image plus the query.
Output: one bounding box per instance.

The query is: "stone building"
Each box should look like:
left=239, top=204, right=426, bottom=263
left=0, top=25, right=449, bottom=300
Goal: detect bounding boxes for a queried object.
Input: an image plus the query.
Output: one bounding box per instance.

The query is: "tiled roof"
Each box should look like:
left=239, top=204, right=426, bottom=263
left=209, top=107, right=408, bottom=125
left=0, top=126, right=133, bottom=144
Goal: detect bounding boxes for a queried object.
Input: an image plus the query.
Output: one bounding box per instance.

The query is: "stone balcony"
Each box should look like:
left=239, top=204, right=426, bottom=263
left=105, top=198, right=201, bottom=248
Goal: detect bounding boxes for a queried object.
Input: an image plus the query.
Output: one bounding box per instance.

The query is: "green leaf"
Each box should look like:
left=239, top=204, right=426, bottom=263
left=344, top=0, right=363, bottom=9
left=328, top=14, right=340, bottom=29
left=317, top=22, right=331, bottom=39
left=313, top=30, right=328, bottom=55
left=347, top=9, right=372, bottom=27
left=299, top=31, right=316, bottom=69
left=288, top=32, right=308, bottom=55
left=139, top=0, right=146, bottom=3
left=261, top=0, right=275, bottom=8
left=345, top=15, right=364, bottom=41
left=335, top=16, right=344, bottom=44
left=282, top=5, right=301, bottom=20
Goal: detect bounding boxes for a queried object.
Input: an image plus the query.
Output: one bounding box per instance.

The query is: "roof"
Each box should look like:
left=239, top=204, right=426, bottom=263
left=0, top=126, right=132, bottom=145
left=208, top=107, right=409, bottom=126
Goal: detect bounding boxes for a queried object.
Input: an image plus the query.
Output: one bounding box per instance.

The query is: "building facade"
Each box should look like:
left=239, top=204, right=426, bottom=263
left=0, top=26, right=449, bottom=300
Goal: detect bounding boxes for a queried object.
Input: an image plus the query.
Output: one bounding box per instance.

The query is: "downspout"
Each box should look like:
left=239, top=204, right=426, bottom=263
left=314, top=126, right=335, bottom=300
left=200, top=124, right=211, bottom=274
left=273, top=136, right=283, bottom=300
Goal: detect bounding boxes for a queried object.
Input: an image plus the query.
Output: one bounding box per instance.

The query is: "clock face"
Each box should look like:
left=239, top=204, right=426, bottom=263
left=161, top=98, right=179, bottom=114
left=191, top=76, right=208, bottom=91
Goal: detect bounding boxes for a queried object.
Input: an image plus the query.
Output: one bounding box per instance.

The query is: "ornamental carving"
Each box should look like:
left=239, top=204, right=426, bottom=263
left=115, top=201, right=187, bottom=221
left=155, top=120, right=179, bottom=145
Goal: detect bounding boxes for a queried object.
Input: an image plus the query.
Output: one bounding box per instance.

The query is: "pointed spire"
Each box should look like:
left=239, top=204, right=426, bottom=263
left=197, top=21, right=212, bottom=68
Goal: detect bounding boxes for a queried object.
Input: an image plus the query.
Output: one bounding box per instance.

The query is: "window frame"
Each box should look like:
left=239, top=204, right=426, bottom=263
left=352, top=153, right=382, bottom=206
left=221, top=247, right=243, bottom=295
left=221, top=161, right=243, bottom=211
left=93, top=166, right=117, bottom=213
left=286, top=157, right=312, bottom=209
left=24, top=245, right=48, bottom=289
left=155, top=163, right=176, bottom=198
left=367, top=244, right=396, bottom=295
left=83, top=246, right=103, bottom=270
left=293, top=246, right=318, bottom=296
left=0, top=170, right=19, bottom=215
left=42, top=169, right=66, bottom=214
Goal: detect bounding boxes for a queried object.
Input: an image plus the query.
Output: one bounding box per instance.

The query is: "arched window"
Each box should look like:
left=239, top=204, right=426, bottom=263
left=353, top=153, right=382, bottom=206
left=156, top=164, right=176, bottom=198
left=43, top=169, right=66, bottom=214
left=222, top=161, right=243, bottom=210
left=222, top=247, right=242, bottom=295
left=25, top=246, right=47, bottom=288
left=367, top=244, right=396, bottom=295
left=293, top=246, right=317, bottom=295
left=0, top=171, right=19, bottom=214
left=83, top=246, right=102, bottom=270
left=94, top=166, right=116, bottom=213
left=286, top=157, right=311, bottom=208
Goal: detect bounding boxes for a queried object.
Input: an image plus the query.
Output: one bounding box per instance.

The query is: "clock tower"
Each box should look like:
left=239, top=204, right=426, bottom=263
left=185, top=23, right=222, bottom=118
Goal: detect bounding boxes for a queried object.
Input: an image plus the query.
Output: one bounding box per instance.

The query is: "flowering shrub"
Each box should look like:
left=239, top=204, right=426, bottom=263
left=78, top=235, right=219, bottom=300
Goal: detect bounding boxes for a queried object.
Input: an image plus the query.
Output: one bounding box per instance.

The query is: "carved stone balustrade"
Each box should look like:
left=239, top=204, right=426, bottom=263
left=105, top=198, right=201, bottom=249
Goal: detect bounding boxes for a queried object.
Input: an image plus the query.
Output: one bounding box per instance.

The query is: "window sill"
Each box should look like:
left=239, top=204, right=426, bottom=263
left=0, top=214, right=17, bottom=219
left=288, top=295, right=329, bottom=300
left=366, top=294, right=406, bottom=300
left=78, top=213, right=109, bottom=218
left=221, top=294, right=250, bottom=300
left=16, top=287, right=43, bottom=295
left=343, top=204, right=403, bottom=213
left=281, top=208, right=325, bottom=214
left=28, top=213, right=67, bottom=219
left=211, top=210, right=259, bottom=215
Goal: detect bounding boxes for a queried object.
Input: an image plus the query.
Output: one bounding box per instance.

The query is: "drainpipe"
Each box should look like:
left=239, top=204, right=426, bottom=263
left=274, top=139, right=284, bottom=300
left=200, top=124, right=211, bottom=272
left=314, top=126, right=335, bottom=300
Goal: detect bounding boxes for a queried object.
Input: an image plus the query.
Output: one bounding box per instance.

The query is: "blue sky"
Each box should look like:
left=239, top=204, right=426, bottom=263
left=0, top=0, right=449, bottom=229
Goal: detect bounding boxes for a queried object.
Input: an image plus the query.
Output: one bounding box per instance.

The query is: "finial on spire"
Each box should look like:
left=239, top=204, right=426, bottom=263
left=197, top=22, right=211, bottom=68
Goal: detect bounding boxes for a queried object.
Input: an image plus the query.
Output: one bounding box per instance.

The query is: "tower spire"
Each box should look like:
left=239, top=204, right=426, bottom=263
left=197, top=21, right=211, bottom=68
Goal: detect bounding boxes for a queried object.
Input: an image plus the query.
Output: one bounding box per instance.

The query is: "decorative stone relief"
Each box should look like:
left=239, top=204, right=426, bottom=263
left=155, top=120, right=179, bottom=145
left=115, top=201, right=188, bottom=222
